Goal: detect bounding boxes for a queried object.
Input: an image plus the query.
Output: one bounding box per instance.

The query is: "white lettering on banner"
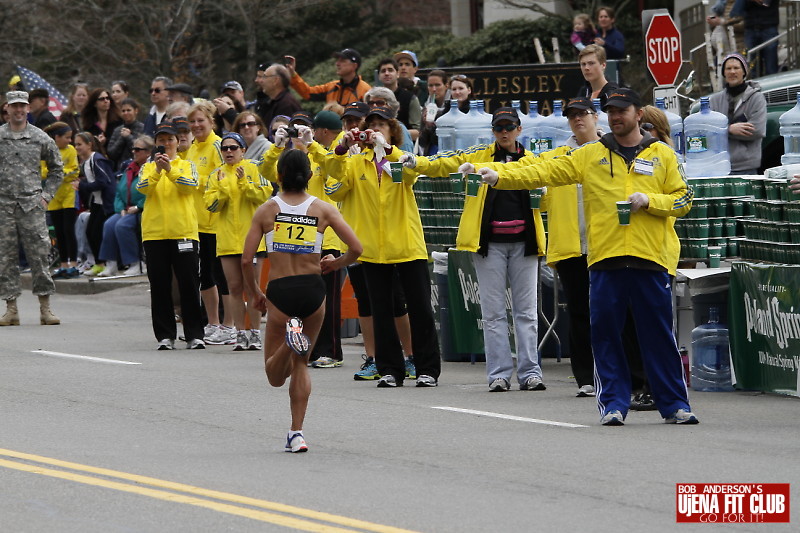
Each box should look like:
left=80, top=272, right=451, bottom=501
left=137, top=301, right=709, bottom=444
left=756, top=351, right=797, bottom=371
left=743, top=293, right=800, bottom=349
left=678, top=494, right=720, bottom=516
left=457, top=268, right=480, bottom=311
left=647, top=36, right=680, bottom=64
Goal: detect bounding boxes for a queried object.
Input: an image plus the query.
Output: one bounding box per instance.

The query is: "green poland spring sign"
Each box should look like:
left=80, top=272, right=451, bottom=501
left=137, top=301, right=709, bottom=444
left=446, top=250, right=516, bottom=354
left=729, top=263, right=800, bottom=397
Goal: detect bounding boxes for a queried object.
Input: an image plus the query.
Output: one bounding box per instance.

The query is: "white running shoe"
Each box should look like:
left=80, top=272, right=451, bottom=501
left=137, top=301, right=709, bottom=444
left=285, top=317, right=309, bottom=356
left=205, top=325, right=236, bottom=345
left=123, top=263, right=143, bottom=276
left=285, top=431, right=308, bottom=453
left=233, top=330, right=249, bottom=351
left=577, top=384, right=596, bottom=397
left=97, top=261, right=119, bottom=277
left=247, top=329, right=262, bottom=351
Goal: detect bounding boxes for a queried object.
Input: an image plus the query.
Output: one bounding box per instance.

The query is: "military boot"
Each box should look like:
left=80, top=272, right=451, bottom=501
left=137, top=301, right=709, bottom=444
left=39, top=295, right=60, bottom=325
left=0, top=299, right=20, bottom=326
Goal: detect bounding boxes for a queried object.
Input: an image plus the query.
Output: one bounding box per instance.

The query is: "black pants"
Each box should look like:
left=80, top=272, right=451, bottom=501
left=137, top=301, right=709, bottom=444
left=348, top=263, right=408, bottom=317
left=198, top=232, right=228, bottom=294
left=86, top=203, right=109, bottom=262
left=556, top=255, right=593, bottom=387
left=311, top=249, right=343, bottom=362
left=144, top=239, right=203, bottom=342
left=362, top=260, right=440, bottom=383
left=50, top=208, right=78, bottom=263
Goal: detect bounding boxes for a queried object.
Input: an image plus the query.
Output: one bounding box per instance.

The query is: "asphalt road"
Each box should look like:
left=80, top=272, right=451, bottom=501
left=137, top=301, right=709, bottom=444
left=0, top=284, right=798, bottom=532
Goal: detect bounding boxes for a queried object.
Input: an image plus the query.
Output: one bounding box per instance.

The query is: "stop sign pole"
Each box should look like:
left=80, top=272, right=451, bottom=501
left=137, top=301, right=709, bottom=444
left=643, top=9, right=683, bottom=87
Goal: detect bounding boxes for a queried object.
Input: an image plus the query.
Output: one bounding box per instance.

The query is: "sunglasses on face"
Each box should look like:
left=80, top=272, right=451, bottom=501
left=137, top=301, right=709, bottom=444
left=132, top=147, right=147, bottom=152
left=492, top=124, right=518, bottom=132
left=567, top=110, right=594, bottom=119
left=97, top=96, right=111, bottom=101
left=239, top=121, right=258, bottom=128
left=149, top=88, right=162, bottom=94
left=220, top=145, right=241, bottom=152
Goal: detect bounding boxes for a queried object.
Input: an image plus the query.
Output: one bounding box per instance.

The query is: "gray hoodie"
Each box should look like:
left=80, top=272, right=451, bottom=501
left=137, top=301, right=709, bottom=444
left=709, top=80, right=767, bottom=172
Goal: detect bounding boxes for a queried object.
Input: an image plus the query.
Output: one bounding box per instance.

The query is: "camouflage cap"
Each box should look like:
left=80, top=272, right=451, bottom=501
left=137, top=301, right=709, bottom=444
left=6, top=91, right=29, bottom=105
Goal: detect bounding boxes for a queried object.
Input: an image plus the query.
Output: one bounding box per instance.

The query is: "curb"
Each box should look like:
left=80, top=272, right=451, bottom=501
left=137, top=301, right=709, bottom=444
left=21, top=272, right=148, bottom=295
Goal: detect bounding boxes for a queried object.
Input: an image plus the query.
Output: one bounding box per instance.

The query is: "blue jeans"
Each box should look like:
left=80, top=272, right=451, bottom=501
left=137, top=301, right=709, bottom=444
left=98, top=213, right=141, bottom=265
left=745, top=25, right=779, bottom=76
left=473, top=242, right=541, bottom=385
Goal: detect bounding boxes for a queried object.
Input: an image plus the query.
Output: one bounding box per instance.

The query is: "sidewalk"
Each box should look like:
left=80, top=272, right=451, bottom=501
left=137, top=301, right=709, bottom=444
left=21, top=271, right=149, bottom=295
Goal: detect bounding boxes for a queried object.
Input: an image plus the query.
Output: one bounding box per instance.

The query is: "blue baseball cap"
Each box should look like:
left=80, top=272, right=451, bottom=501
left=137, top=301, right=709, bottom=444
left=394, top=50, right=418, bottom=67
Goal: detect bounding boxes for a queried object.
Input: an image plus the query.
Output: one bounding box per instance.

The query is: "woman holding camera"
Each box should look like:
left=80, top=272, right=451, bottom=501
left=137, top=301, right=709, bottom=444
left=326, top=105, right=441, bottom=388
left=136, top=122, right=205, bottom=350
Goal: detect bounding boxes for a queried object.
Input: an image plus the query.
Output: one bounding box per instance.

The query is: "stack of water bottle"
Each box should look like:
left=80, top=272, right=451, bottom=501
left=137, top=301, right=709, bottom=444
left=735, top=92, right=800, bottom=264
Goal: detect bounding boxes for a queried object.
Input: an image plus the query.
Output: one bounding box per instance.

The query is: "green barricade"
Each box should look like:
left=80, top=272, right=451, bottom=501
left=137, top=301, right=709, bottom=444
left=729, top=262, right=800, bottom=397
left=445, top=250, right=516, bottom=355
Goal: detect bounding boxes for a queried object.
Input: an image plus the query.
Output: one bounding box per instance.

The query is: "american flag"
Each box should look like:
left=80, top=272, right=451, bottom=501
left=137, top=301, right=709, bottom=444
left=15, top=65, right=68, bottom=118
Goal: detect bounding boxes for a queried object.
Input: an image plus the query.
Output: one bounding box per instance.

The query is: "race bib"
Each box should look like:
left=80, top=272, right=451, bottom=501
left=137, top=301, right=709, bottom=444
left=273, top=213, right=318, bottom=254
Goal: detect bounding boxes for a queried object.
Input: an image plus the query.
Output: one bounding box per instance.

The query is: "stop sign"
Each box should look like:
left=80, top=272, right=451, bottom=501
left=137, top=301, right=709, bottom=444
left=645, top=13, right=682, bottom=86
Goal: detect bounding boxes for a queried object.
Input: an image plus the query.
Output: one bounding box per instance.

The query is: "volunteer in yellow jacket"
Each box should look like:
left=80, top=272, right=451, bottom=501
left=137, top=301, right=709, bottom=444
left=205, top=132, right=273, bottom=352
left=478, top=89, right=698, bottom=426
left=325, top=105, right=440, bottom=388
left=43, top=122, right=80, bottom=279
left=242, top=149, right=362, bottom=453
left=136, top=121, right=204, bottom=350
left=305, top=111, right=347, bottom=367
left=400, top=107, right=547, bottom=392
left=186, top=101, right=233, bottom=345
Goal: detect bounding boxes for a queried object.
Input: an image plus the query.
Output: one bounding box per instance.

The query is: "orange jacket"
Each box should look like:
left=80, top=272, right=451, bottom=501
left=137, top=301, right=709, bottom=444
left=290, top=74, right=371, bottom=106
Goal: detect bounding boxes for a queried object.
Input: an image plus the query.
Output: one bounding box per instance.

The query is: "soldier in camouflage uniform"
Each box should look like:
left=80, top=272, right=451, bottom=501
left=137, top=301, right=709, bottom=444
left=0, top=91, right=64, bottom=326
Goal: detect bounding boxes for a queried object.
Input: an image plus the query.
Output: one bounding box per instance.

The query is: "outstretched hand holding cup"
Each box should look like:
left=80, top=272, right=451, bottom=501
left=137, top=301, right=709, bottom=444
left=478, top=167, right=498, bottom=186
left=458, top=162, right=476, bottom=176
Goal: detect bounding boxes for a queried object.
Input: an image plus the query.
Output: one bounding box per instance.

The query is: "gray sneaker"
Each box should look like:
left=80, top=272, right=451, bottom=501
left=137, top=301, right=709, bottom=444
left=157, top=338, right=174, bottom=351
left=247, top=329, right=262, bottom=351
left=520, top=376, right=546, bottom=391
left=577, top=384, right=596, bottom=397
left=205, top=325, right=236, bottom=345
left=233, top=330, right=249, bottom=351
left=416, top=375, right=437, bottom=387
left=665, top=408, right=699, bottom=424
left=186, top=338, right=205, bottom=350
left=489, top=378, right=510, bottom=392
left=377, top=375, right=401, bottom=388
left=601, top=410, right=625, bottom=426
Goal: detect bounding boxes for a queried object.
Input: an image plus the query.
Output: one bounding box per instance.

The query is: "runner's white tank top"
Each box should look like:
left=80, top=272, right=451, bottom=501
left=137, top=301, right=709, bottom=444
left=266, top=195, right=324, bottom=254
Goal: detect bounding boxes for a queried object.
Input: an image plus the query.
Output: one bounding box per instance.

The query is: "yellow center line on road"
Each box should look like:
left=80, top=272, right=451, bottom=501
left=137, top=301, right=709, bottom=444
left=0, top=449, right=419, bottom=533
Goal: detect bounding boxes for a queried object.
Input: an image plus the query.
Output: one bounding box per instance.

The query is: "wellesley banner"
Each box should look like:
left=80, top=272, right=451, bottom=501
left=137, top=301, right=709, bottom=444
left=729, top=263, right=800, bottom=397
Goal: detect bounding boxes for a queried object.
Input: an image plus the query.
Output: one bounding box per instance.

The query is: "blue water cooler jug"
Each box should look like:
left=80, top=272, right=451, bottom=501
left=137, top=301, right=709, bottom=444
left=656, top=97, right=685, bottom=159
left=454, top=101, right=487, bottom=150
left=691, top=306, right=734, bottom=391
left=779, top=92, right=800, bottom=165
left=524, top=101, right=549, bottom=154
left=684, top=97, right=730, bottom=177
left=434, top=99, right=462, bottom=153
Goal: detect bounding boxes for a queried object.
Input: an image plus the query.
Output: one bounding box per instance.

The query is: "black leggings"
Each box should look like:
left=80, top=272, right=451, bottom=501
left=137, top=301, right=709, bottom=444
left=50, top=208, right=78, bottom=263
left=347, top=263, right=407, bottom=317
left=198, top=232, right=228, bottom=294
left=86, top=204, right=109, bottom=262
